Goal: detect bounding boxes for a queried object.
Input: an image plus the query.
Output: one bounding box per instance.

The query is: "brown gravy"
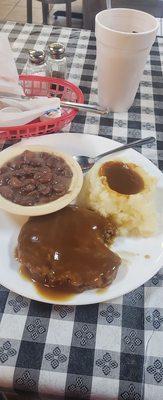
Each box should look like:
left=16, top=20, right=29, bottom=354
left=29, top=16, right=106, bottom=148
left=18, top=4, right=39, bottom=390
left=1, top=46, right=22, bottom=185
left=99, top=161, right=144, bottom=195
left=17, top=206, right=121, bottom=297
left=20, top=265, right=74, bottom=301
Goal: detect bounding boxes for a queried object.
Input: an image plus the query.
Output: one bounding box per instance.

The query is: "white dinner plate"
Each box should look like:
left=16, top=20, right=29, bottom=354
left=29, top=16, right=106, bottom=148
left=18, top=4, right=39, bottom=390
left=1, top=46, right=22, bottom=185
left=0, top=132, right=163, bottom=305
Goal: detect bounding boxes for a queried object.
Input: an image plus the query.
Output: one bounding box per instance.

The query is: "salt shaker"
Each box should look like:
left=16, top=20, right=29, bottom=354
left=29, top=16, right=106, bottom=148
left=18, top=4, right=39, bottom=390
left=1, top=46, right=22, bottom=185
left=47, top=43, right=67, bottom=79
left=25, top=50, right=47, bottom=76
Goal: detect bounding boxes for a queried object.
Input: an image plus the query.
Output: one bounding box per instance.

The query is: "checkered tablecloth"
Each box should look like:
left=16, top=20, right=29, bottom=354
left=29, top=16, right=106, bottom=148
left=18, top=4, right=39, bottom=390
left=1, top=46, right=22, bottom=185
left=0, top=21, right=163, bottom=400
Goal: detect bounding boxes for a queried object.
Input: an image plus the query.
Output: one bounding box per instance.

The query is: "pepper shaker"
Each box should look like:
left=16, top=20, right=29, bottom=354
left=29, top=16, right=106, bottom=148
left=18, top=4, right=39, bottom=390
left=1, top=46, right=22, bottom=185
left=47, top=43, right=67, bottom=79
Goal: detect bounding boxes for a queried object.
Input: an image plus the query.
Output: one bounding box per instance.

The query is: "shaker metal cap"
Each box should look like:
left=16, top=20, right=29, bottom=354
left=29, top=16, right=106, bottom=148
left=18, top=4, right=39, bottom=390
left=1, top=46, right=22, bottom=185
left=29, top=49, right=46, bottom=64
left=48, top=43, right=65, bottom=59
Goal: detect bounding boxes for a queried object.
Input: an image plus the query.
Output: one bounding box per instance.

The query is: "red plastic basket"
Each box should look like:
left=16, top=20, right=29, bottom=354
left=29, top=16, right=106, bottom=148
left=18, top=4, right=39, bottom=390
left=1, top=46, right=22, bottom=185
left=0, top=75, right=84, bottom=140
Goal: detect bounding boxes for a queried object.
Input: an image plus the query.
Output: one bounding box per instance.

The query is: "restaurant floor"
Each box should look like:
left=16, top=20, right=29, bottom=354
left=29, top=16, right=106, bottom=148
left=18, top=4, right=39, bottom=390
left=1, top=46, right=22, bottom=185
left=0, top=0, right=163, bottom=26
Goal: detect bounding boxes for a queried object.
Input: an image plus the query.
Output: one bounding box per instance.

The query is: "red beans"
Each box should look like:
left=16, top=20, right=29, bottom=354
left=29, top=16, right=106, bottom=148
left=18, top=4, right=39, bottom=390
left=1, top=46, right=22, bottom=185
left=0, top=151, right=73, bottom=206
left=0, top=186, right=13, bottom=200
left=34, top=167, right=53, bottom=183
left=9, top=177, right=23, bottom=189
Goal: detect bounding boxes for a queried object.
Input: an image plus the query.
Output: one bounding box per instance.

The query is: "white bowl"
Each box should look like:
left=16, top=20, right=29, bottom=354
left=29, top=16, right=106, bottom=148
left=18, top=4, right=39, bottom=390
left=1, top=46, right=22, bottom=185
left=0, top=144, right=83, bottom=216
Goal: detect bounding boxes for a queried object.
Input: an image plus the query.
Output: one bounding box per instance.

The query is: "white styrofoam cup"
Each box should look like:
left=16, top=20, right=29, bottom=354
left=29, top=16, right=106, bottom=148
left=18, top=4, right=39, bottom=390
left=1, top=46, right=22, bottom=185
left=95, top=8, right=159, bottom=112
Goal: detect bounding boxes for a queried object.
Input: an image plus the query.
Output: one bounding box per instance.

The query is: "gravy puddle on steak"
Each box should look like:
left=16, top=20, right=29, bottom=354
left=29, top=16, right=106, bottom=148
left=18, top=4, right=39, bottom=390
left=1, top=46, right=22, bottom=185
left=17, top=205, right=121, bottom=300
left=20, top=265, right=74, bottom=301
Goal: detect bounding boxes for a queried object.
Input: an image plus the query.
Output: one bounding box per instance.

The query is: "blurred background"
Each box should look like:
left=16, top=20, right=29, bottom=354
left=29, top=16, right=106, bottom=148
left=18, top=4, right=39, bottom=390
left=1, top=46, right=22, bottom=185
left=0, top=0, right=163, bottom=30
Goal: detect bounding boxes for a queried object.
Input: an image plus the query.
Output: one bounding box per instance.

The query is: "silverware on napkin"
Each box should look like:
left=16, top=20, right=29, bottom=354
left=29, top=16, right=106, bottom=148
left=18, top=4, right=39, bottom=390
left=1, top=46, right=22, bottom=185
left=0, top=93, right=108, bottom=115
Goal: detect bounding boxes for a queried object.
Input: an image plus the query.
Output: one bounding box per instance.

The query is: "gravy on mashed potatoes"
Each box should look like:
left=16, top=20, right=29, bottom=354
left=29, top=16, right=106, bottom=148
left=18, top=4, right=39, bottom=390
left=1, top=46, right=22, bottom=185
left=77, top=159, right=157, bottom=237
left=99, top=161, right=144, bottom=195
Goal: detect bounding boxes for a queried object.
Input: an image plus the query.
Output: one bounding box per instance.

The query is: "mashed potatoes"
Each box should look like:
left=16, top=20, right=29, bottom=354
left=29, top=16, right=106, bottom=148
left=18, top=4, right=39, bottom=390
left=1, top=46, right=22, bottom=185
left=77, top=158, right=157, bottom=237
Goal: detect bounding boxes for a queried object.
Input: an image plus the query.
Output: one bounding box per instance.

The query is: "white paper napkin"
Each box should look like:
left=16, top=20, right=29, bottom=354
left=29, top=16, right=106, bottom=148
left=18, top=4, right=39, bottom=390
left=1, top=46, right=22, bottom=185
left=0, top=34, right=61, bottom=127
left=0, top=97, right=61, bottom=127
left=0, top=34, right=23, bottom=97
